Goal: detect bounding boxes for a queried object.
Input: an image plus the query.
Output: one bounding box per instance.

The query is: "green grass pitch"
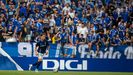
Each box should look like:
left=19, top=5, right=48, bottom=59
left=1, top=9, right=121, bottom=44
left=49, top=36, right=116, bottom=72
left=0, top=71, right=133, bottom=75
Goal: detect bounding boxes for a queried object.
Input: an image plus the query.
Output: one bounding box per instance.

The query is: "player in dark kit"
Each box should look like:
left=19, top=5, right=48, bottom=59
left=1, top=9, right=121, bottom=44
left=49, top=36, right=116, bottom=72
left=29, top=34, right=50, bottom=72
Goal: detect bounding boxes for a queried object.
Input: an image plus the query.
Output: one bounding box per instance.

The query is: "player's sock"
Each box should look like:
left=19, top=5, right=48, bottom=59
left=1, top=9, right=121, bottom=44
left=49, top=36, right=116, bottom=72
left=33, top=61, right=39, bottom=66
left=36, top=61, right=42, bottom=69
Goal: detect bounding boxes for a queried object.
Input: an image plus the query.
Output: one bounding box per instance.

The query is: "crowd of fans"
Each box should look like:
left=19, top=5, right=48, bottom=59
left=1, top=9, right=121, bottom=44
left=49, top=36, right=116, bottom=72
left=0, top=0, right=132, bottom=49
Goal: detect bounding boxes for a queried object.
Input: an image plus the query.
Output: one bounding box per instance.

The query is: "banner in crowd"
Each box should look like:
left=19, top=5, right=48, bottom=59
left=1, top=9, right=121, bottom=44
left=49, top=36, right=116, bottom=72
left=0, top=42, right=133, bottom=72
left=0, top=42, right=133, bottom=59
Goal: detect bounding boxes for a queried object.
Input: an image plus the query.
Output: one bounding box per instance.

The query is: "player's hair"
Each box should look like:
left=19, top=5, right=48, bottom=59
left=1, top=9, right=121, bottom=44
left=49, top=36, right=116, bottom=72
left=40, top=33, right=46, bottom=36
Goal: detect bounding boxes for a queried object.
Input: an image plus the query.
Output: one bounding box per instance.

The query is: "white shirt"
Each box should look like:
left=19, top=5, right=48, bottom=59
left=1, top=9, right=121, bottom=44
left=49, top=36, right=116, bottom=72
left=69, top=11, right=75, bottom=18
left=78, top=27, right=88, bottom=38
left=63, top=6, right=71, bottom=15
left=49, top=18, right=55, bottom=27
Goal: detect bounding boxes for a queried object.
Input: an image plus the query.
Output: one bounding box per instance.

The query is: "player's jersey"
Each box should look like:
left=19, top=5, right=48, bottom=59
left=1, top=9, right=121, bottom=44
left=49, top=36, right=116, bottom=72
left=36, top=40, right=49, bottom=53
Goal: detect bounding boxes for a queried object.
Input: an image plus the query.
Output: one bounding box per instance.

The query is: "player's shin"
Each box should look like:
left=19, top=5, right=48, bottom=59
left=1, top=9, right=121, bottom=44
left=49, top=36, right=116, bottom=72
left=36, top=61, right=42, bottom=69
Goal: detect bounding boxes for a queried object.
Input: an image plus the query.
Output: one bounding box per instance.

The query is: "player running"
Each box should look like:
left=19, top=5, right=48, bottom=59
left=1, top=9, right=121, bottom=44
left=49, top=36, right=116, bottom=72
left=29, top=34, right=50, bottom=72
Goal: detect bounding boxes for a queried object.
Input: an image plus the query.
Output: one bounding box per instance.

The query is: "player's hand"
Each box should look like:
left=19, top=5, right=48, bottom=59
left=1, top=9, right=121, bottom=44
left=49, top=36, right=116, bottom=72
left=45, top=50, right=49, bottom=55
left=45, top=52, right=48, bottom=55
left=35, top=51, right=38, bottom=56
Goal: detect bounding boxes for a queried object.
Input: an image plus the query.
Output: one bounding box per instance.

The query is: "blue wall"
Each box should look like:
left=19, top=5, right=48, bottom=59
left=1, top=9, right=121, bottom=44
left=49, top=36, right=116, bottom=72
left=0, top=42, right=133, bottom=72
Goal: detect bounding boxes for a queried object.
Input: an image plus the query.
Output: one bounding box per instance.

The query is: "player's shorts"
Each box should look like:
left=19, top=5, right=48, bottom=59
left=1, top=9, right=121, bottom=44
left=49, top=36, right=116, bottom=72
left=38, top=53, right=44, bottom=59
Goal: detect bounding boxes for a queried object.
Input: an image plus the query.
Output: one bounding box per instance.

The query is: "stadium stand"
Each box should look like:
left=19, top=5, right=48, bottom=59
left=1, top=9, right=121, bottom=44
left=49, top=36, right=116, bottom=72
left=0, top=0, right=132, bottom=57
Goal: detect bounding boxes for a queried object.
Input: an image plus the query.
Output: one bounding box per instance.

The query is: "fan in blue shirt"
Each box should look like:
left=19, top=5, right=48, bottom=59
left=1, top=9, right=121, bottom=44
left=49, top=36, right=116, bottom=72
left=70, top=32, right=77, bottom=45
left=112, top=35, right=122, bottom=46
left=109, top=25, right=118, bottom=39
left=55, top=14, right=62, bottom=27
left=118, top=20, right=126, bottom=40
left=35, top=19, right=43, bottom=34
left=120, top=9, right=129, bottom=22
left=19, top=3, right=27, bottom=17
left=112, top=10, right=118, bottom=20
